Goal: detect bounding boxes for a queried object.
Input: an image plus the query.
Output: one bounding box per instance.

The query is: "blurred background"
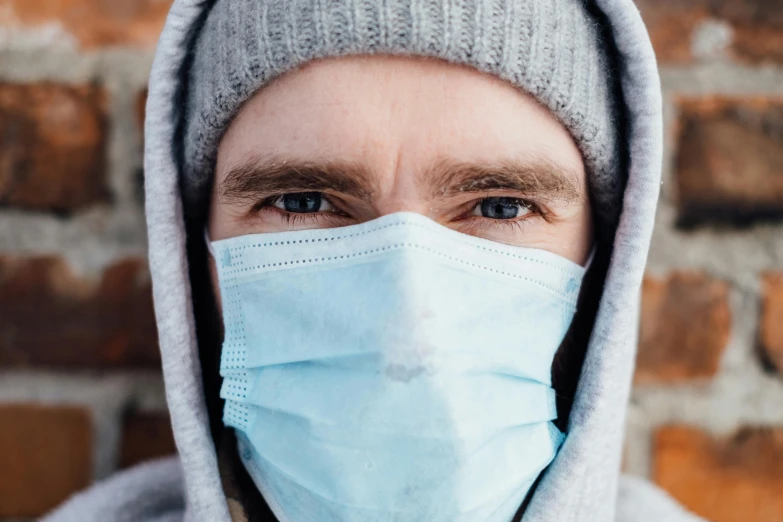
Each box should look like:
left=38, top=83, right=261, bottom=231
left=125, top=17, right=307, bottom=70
left=0, top=1, right=781, bottom=521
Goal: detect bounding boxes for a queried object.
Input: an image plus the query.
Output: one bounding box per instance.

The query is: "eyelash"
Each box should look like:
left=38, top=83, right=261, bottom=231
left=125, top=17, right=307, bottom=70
left=253, top=193, right=547, bottom=229
left=252, top=194, right=346, bottom=225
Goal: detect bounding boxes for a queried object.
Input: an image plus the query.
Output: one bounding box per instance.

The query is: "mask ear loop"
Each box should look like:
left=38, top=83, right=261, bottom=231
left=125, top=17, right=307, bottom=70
left=204, top=228, right=217, bottom=259
left=584, top=244, right=597, bottom=271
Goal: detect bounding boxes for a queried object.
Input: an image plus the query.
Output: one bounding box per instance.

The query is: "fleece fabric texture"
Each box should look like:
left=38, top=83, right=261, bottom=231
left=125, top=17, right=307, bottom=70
left=41, top=0, right=706, bottom=521
left=183, top=0, right=623, bottom=234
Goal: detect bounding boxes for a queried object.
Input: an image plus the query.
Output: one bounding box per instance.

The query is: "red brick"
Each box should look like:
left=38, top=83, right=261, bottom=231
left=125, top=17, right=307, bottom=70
left=0, top=0, right=173, bottom=49
left=0, top=256, right=160, bottom=368
left=760, top=272, right=783, bottom=375
left=674, top=97, right=783, bottom=228
left=0, top=83, right=109, bottom=212
left=654, top=425, right=783, bottom=522
left=0, top=404, right=92, bottom=517
left=119, top=410, right=176, bottom=469
left=636, top=272, right=731, bottom=384
left=635, top=0, right=710, bottom=64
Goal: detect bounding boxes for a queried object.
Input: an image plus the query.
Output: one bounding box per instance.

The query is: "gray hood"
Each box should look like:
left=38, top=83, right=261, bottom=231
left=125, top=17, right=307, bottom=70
left=41, top=1, right=706, bottom=521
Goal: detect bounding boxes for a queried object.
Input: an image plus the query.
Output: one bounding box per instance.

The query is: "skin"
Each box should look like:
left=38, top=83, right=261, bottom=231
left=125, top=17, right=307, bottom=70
left=203, top=55, right=598, bottom=520
left=207, top=55, right=593, bottom=311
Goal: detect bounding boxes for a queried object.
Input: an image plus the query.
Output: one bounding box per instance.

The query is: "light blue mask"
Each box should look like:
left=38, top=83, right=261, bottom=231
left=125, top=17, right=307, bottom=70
left=207, top=212, right=588, bottom=522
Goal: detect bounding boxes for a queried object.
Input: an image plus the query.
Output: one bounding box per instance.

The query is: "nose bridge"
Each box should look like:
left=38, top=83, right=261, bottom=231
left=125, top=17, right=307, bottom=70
left=380, top=240, right=449, bottom=379
left=379, top=228, right=432, bottom=322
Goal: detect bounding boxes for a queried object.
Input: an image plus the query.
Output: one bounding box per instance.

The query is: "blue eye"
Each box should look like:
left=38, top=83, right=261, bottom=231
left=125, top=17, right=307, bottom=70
left=475, top=197, right=531, bottom=219
left=276, top=192, right=328, bottom=213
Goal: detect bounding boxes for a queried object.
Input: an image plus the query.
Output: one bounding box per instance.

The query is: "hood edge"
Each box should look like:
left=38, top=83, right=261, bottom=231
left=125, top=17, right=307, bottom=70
left=145, top=1, right=231, bottom=520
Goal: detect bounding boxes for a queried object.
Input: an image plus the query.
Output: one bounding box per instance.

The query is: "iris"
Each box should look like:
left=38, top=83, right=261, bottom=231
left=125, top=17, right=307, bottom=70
left=282, top=192, right=322, bottom=213
left=480, top=197, right=524, bottom=219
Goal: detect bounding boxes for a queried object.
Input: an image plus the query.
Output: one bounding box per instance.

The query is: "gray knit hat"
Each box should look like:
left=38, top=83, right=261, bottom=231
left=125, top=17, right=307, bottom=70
left=183, top=0, right=624, bottom=233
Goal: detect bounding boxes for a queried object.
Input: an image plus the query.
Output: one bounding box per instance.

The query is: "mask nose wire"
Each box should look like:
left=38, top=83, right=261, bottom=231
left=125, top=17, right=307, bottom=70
left=204, top=226, right=596, bottom=273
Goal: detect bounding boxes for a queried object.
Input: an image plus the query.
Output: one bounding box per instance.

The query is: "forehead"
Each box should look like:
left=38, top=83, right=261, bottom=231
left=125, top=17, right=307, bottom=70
left=216, top=55, right=585, bottom=186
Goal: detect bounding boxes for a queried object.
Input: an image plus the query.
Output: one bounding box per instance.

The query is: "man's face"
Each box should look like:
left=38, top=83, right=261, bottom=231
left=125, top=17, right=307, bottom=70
left=208, top=55, right=593, bottom=308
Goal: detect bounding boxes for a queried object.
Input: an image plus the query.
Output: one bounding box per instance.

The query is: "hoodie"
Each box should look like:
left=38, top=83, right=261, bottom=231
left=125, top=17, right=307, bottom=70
left=40, top=0, right=707, bottom=521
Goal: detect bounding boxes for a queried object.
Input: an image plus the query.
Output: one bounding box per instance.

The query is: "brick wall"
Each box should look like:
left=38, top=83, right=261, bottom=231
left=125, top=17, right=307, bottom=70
left=0, top=1, right=781, bottom=521
left=0, top=2, right=173, bottom=519
left=625, top=2, right=783, bottom=520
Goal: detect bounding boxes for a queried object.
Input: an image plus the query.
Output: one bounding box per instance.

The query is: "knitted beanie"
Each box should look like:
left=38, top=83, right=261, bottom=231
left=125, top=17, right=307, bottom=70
left=183, top=0, right=624, bottom=233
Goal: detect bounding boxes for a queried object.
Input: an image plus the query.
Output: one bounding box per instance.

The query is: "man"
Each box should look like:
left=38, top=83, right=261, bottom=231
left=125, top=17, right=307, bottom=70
left=42, top=0, right=705, bottom=521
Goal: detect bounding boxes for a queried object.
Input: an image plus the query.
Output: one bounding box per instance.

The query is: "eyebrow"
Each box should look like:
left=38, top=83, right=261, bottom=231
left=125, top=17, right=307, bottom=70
left=424, top=157, right=583, bottom=203
left=219, top=154, right=583, bottom=206
left=220, top=155, right=377, bottom=205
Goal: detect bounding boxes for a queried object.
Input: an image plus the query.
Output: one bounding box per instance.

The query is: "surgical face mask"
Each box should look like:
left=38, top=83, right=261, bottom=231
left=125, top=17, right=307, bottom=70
left=206, top=212, right=588, bottom=522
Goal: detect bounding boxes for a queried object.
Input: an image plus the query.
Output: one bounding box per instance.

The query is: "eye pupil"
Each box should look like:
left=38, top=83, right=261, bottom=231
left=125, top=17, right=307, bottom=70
left=283, top=192, right=322, bottom=213
left=481, top=197, right=521, bottom=219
